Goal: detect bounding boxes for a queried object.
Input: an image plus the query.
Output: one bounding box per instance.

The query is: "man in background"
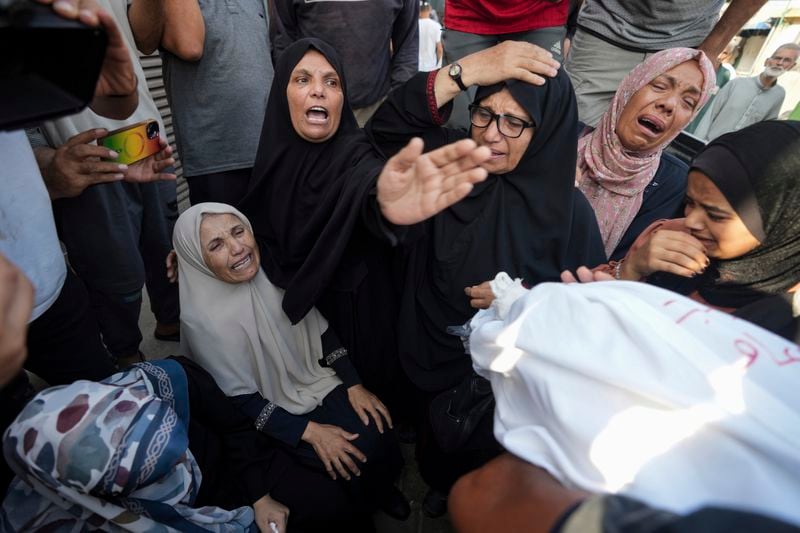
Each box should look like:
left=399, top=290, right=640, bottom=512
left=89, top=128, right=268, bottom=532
left=418, top=2, right=443, bottom=72
left=693, top=43, right=799, bottom=141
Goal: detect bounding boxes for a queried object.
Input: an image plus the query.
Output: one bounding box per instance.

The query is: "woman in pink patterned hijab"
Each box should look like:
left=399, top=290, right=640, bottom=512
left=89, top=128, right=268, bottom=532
left=577, top=48, right=716, bottom=259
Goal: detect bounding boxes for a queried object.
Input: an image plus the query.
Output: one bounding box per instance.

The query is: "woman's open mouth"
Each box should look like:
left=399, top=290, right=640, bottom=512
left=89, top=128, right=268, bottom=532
left=637, top=115, right=666, bottom=137
left=306, top=106, right=329, bottom=125
left=231, top=254, right=253, bottom=271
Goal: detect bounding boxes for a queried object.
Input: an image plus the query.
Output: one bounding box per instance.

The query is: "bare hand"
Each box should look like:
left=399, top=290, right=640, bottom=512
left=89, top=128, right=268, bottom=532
left=34, top=0, right=137, bottom=98
left=622, top=230, right=709, bottom=280
left=42, top=129, right=175, bottom=200
left=465, top=281, right=495, bottom=309
left=0, top=253, right=35, bottom=387
left=347, top=384, right=392, bottom=434
left=253, top=494, right=289, bottom=533
left=165, top=250, right=178, bottom=283
left=124, top=137, right=176, bottom=183
left=42, top=129, right=125, bottom=199
left=560, top=266, right=615, bottom=284
left=301, top=422, right=366, bottom=481
left=461, top=41, right=560, bottom=87
left=377, top=138, right=490, bottom=225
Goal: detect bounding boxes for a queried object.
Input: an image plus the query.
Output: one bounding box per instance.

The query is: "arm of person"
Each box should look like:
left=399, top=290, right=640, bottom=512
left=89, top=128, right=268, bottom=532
left=617, top=220, right=708, bottom=281
left=28, top=128, right=176, bottom=200
left=610, top=154, right=688, bottom=261
left=320, top=329, right=393, bottom=434
left=36, top=1, right=139, bottom=118
left=231, top=391, right=311, bottom=448
left=436, top=40, right=444, bottom=67
left=449, top=453, right=588, bottom=533
left=388, top=0, right=420, bottom=90
left=697, top=0, right=767, bottom=65
left=366, top=41, right=559, bottom=159
left=0, top=253, right=35, bottom=387
left=128, top=0, right=205, bottom=61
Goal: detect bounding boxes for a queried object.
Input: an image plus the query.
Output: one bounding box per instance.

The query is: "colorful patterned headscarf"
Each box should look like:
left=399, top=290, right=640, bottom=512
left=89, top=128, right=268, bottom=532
left=1, top=360, right=255, bottom=532
left=577, top=48, right=716, bottom=257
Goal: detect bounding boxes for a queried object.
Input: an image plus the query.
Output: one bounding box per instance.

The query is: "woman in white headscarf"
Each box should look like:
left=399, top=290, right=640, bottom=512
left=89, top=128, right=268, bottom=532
left=173, top=202, right=408, bottom=521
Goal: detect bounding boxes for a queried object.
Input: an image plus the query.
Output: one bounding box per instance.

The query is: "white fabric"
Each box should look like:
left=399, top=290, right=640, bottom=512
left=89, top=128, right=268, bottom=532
left=0, top=131, right=66, bottom=320
left=174, top=203, right=340, bottom=414
left=471, top=278, right=800, bottom=526
left=418, top=17, right=442, bottom=72
left=38, top=0, right=166, bottom=146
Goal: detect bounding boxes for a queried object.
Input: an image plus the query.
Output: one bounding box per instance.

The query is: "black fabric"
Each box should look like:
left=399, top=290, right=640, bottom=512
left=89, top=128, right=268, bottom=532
left=553, top=494, right=800, bottom=533
left=367, top=71, right=606, bottom=392
left=690, top=120, right=800, bottom=308
left=174, top=357, right=374, bottom=533
left=241, top=38, right=382, bottom=324
left=240, top=38, right=405, bottom=415
left=187, top=167, right=252, bottom=207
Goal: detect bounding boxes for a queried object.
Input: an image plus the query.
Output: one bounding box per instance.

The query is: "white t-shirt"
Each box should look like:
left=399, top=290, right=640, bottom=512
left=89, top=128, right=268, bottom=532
left=0, top=131, right=67, bottom=321
left=418, top=18, right=442, bottom=72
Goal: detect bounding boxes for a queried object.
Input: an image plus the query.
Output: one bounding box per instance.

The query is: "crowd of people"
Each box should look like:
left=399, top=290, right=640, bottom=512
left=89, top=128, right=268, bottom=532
left=1, top=0, right=799, bottom=531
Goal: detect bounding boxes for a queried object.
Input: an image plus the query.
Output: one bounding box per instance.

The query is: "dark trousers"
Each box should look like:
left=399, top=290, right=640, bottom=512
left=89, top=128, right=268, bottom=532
left=54, top=179, right=179, bottom=358
left=286, top=385, right=404, bottom=511
left=186, top=167, right=252, bottom=207
left=0, top=270, right=117, bottom=494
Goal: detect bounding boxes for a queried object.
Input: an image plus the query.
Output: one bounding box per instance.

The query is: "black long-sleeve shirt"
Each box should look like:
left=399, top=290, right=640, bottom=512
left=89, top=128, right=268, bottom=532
left=229, top=328, right=361, bottom=447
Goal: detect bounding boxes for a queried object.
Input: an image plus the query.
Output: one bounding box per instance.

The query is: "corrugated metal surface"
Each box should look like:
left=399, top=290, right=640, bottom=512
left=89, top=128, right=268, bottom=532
left=137, top=51, right=190, bottom=211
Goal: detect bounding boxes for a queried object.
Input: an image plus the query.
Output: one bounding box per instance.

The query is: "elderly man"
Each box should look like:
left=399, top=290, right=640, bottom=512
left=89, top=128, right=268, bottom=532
left=693, top=43, right=800, bottom=141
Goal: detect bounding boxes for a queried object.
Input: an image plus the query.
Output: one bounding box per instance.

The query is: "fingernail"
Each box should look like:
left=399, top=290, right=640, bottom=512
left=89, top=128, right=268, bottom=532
left=117, top=164, right=128, bottom=171
left=53, top=1, right=77, bottom=15
left=108, top=151, right=118, bottom=159
left=96, top=129, right=108, bottom=136
left=113, top=173, right=124, bottom=179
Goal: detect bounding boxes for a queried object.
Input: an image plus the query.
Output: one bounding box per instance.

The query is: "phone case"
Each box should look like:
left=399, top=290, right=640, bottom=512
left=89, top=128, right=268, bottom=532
left=99, top=120, right=161, bottom=165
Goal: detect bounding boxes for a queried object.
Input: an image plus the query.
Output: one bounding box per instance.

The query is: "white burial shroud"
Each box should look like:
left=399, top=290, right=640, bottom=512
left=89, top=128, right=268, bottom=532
left=470, top=275, right=800, bottom=526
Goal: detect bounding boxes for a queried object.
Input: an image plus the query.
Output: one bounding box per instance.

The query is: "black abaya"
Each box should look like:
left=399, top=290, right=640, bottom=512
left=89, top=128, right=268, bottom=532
left=366, top=71, right=607, bottom=392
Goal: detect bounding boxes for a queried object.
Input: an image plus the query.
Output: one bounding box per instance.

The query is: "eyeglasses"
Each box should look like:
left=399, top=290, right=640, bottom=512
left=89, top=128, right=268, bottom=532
left=468, top=105, right=535, bottom=138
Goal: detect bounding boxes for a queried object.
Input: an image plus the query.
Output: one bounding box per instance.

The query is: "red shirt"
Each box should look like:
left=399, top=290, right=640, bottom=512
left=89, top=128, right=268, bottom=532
left=444, top=0, right=567, bottom=35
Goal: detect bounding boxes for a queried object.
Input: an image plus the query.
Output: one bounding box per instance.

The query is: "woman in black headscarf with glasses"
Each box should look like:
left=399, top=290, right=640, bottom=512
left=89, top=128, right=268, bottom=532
left=603, top=120, right=800, bottom=343
left=363, top=42, right=606, bottom=503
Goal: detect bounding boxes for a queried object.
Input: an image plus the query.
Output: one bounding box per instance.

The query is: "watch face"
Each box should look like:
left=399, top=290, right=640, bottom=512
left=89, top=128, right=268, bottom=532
left=449, top=63, right=462, bottom=77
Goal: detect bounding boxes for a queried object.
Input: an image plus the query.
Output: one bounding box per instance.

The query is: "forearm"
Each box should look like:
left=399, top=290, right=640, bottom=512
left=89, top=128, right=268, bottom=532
left=698, top=0, right=766, bottom=59
left=32, top=146, right=62, bottom=200
left=89, top=92, right=138, bottom=121
left=128, top=0, right=165, bottom=54
left=432, top=51, right=489, bottom=107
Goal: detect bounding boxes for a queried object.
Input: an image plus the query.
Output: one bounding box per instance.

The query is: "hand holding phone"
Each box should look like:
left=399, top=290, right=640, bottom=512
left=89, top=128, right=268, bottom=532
left=98, top=119, right=162, bottom=165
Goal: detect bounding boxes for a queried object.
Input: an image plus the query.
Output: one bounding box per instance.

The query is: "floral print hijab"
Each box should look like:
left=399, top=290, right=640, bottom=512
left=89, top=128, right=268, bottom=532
left=1, top=360, right=255, bottom=532
left=577, top=48, right=716, bottom=257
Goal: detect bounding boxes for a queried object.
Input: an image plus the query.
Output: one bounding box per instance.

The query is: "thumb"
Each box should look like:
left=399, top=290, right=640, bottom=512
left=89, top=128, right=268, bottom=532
left=66, top=128, right=108, bottom=148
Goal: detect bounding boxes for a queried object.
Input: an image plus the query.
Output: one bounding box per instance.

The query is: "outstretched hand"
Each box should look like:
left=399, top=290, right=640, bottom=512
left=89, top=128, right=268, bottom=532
left=377, top=138, right=490, bottom=225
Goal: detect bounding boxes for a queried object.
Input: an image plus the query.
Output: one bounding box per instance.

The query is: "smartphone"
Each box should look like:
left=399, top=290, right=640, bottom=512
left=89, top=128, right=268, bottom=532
left=99, top=119, right=161, bottom=165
